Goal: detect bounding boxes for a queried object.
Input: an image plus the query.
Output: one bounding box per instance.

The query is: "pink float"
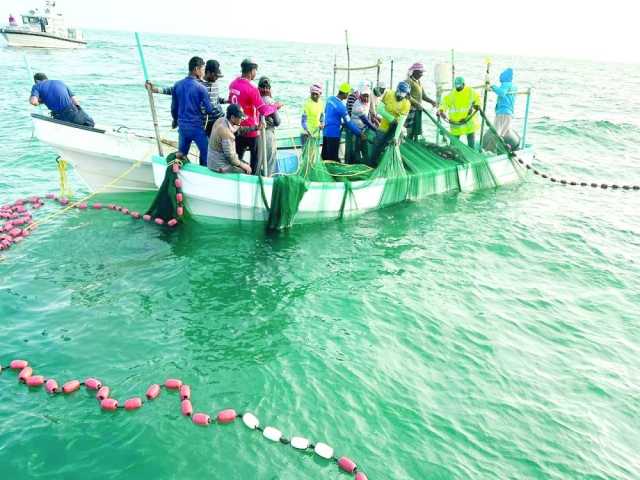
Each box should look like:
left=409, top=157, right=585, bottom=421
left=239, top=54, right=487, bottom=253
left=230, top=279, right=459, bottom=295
left=146, top=384, right=161, bottom=399
left=172, top=163, right=180, bottom=173
left=217, top=409, right=237, bottom=424
left=181, top=399, right=193, bottom=417
left=18, top=367, right=33, bottom=383
left=154, top=218, right=164, bottom=225
left=167, top=219, right=178, bottom=227
left=164, top=379, right=182, bottom=389
left=101, top=398, right=119, bottom=411
left=26, top=375, right=45, bottom=387
left=176, top=193, right=183, bottom=202
left=176, top=206, right=184, bottom=217
left=84, top=378, right=102, bottom=390
left=63, top=380, right=81, bottom=393
left=45, top=379, right=59, bottom=393
left=97, top=386, right=110, bottom=400
left=124, top=397, right=143, bottom=410
left=179, top=384, right=191, bottom=400
left=355, top=472, right=369, bottom=480
left=142, top=214, right=152, bottom=221
left=192, top=413, right=210, bottom=426
left=10, top=359, right=28, bottom=369
left=92, top=203, right=102, bottom=209
left=338, top=457, right=357, bottom=473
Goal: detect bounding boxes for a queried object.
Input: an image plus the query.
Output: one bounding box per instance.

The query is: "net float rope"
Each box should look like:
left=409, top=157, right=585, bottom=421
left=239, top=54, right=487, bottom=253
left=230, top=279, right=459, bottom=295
left=0, top=159, right=187, bottom=255
left=0, top=359, right=369, bottom=479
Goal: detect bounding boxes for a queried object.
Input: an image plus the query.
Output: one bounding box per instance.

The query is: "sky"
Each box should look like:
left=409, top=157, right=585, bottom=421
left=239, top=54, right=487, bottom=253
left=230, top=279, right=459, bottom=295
left=3, top=0, right=639, bottom=63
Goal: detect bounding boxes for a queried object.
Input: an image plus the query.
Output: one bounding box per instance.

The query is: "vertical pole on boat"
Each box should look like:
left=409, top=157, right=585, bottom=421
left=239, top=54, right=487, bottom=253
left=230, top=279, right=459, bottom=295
left=451, top=49, right=455, bottom=88
left=376, top=59, right=381, bottom=85
left=345, top=30, right=351, bottom=84
left=521, top=87, right=532, bottom=149
left=134, top=32, right=164, bottom=156
left=479, top=57, right=491, bottom=152
left=332, top=54, right=337, bottom=94
left=261, top=124, right=268, bottom=177
left=390, top=60, right=394, bottom=88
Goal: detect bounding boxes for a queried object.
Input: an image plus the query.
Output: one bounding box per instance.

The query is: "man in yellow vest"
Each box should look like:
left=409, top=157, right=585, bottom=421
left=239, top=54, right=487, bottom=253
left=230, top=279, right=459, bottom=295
left=370, top=81, right=412, bottom=165
left=438, top=76, right=481, bottom=148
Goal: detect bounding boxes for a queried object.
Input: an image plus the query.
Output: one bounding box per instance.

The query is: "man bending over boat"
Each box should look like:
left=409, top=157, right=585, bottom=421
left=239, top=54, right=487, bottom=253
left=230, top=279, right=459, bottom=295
left=208, top=104, right=263, bottom=175
left=30, top=73, right=95, bottom=128
left=171, top=56, right=217, bottom=167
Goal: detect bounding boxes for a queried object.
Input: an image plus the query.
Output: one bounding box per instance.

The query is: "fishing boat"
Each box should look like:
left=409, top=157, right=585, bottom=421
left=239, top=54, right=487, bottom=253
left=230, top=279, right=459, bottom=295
left=31, top=112, right=302, bottom=193
left=1, top=2, right=86, bottom=49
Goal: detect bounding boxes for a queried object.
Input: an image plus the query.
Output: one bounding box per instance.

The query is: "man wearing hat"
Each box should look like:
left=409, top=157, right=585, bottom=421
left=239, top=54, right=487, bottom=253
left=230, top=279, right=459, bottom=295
left=406, top=62, right=437, bottom=140
left=438, top=76, right=481, bottom=148
left=227, top=58, right=276, bottom=175
left=208, top=104, right=256, bottom=174
left=203, top=60, right=226, bottom=136
left=301, top=83, right=325, bottom=145
left=321, top=83, right=364, bottom=161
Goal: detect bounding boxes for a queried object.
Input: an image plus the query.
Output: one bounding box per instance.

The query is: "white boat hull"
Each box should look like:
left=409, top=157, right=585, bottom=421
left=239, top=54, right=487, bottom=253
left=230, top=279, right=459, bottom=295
left=152, top=148, right=531, bottom=225
left=1, top=30, right=86, bottom=48
left=32, top=115, right=158, bottom=192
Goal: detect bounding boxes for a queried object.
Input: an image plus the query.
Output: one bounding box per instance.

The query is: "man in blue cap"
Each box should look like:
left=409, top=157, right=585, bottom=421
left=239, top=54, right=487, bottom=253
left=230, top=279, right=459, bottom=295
left=321, top=82, right=365, bottom=161
left=171, top=56, right=217, bottom=166
left=30, top=73, right=95, bottom=127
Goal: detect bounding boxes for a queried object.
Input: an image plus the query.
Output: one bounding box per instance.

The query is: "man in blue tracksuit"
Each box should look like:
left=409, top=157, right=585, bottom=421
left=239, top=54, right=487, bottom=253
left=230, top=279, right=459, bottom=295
left=321, top=82, right=365, bottom=161
left=171, top=56, right=216, bottom=166
left=490, top=68, right=517, bottom=138
left=30, top=73, right=95, bottom=127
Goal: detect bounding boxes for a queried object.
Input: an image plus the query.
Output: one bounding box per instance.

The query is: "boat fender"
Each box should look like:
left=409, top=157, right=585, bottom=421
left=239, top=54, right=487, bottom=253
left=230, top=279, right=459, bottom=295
left=63, top=380, right=81, bottom=394
left=164, top=378, right=182, bottom=389
left=217, top=409, right=237, bottom=424
left=124, top=397, right=143, bottom=411
left=242, top=412, right=260, bottom=430
left=10, top=359, right=29, bottom=370
left=26, top=375, right=45, bottom=387
left=179, top=384, right=191, bottom=400
left=84, top=378, right=102, bottom=390
left=45, top=379, right=60, bottom=393
left=146, top=384, right=160, bottom=399
left=192, top=413, right=211, bottom=426
left=338, top=457, right=357, bottom=473
left=18, top=367, right=33, bottom=383
left=181, top=399, right=193, bottom=417
left=101, top=398, right=119, bottom=411
left=97, top=386, right=110, bottom=400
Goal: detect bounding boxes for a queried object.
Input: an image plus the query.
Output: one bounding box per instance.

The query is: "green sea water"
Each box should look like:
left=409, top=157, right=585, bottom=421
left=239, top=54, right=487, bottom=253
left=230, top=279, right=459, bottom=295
left=1, top=31, right=640, bottom=479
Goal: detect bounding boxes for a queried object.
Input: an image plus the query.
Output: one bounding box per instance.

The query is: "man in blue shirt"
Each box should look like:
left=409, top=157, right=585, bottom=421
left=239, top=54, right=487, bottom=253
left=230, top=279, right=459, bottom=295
left=321, top=83, right=365, bottom=161
left=30, top=73, right=95, bottom=127
left=171, top=56, right=216, bottom=166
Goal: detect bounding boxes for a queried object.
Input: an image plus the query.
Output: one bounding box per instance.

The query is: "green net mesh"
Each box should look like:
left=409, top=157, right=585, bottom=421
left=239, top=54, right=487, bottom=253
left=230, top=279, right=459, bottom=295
left=146, top=152, right=183, bottom=222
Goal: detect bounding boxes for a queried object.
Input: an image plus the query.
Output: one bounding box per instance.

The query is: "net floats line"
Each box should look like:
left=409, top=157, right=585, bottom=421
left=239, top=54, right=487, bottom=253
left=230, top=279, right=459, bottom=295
left=1, top=359, right=368, bottom=479
left=1, top=162, right=187, bottom=255
left=516, top=155, right=640, bottom=191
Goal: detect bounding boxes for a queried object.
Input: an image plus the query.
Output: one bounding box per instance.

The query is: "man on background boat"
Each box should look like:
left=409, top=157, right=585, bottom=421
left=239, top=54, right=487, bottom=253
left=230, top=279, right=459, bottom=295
left=171, top=56, right=217, bottom=166
left=438, top=76, right=481, bottom=148
left=228, top=58, right=277, bottom=175
left=370, top=81, right=412, bottom=165
left=208, top=104, right=256, bottom=174
left=30, top=73, right=95, bottom=127
left=321, top=83, right=365, bottom=161
left=301, top=83, right=325, bottom=145
left=406, top=62, right=437, bottom=140
left=9, top=14, right=18, bottom=26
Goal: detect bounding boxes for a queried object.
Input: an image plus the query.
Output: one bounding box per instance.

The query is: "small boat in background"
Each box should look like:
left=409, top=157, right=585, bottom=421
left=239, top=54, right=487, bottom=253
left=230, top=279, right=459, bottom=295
left=1, top=1, right=86, bottom=49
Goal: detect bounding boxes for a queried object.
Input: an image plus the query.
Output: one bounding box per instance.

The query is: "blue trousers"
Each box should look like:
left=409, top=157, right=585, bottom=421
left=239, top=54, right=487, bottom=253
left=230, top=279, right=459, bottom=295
left=179, top=126, right=208, bottom=166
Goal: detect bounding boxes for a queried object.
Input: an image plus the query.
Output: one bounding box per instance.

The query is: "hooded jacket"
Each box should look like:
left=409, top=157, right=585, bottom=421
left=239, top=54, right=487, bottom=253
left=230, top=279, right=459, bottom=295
left=491, top=68, right=517, bottom=116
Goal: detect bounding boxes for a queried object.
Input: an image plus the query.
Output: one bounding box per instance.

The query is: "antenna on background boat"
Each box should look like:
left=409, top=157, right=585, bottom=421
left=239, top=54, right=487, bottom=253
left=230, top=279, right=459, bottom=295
left=345, top=30, right=351, bottom=84
left=134, top=32, right=164, bottom=156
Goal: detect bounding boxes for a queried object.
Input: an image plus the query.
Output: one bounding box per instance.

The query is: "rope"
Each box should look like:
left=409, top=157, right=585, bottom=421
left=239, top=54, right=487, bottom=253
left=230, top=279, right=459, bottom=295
left=25, top=156, right=146, bottom=233
left=56, top=157, right=73, bottom=198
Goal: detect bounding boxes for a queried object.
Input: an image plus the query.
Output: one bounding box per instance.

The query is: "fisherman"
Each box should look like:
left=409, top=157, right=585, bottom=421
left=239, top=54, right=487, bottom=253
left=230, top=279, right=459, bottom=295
left=228, top=58, right=278, bottom=175
left=490, top=68, right=517, bottom=138
left=369, top=81, right=386, bottom=127
left=349, top=85, right=378, bottom=165
left=321, top=83, right=365, bottom=161
left=171, top=56, right=217, bottom=166
left=145, top=59, right=225, bottom=137
left=405, top=62, right=437, bottom=140
left=208, top=104, right=256, bottom=174
left=29, top=73, right=95, bottom=127
left=438, top=76, right=481, bottom=148
left=370, top=81, right=412, bottom=165
left=301, top=83, right=324, bottom=145
left=257, top=76, right=282, bottom=176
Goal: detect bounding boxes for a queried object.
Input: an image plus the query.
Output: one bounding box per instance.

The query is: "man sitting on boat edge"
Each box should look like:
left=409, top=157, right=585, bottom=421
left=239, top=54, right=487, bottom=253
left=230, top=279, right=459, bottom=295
left=30, top=73, right=95, bottom=128
left=208, top=104, right=264, bottom=175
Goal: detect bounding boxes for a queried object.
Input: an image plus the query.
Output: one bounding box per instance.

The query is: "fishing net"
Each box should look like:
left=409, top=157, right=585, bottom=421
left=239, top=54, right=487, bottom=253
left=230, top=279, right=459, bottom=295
left=255, top=107, right=516, bottom=230
left=145, top=152, right=183, bottom=222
